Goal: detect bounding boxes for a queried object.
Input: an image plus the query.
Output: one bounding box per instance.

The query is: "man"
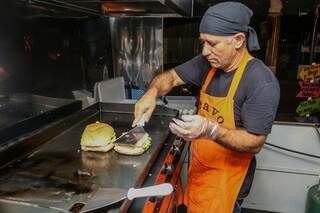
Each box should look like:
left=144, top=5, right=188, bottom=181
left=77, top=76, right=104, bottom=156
left=132, top=2, right=280, bottom=213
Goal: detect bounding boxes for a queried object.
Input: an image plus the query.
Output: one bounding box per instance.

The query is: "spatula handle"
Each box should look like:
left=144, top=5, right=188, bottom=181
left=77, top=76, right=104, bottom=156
left=136, top=113, right=146, bottom=127
left=127, top=183, right=173, bottom=200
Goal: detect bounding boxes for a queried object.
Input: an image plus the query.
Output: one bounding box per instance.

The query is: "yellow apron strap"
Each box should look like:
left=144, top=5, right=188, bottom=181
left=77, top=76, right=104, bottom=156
left=227, top=50, right=250, bottom=98
left=201, top=68, right=216, bottom=93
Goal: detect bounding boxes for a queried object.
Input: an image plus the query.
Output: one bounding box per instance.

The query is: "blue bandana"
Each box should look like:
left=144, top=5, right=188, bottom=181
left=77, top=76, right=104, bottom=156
left=199, top=2, right=260, bottom=51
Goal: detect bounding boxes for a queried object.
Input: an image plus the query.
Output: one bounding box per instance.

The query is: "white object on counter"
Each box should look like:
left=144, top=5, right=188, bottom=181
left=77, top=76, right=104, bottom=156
left=162, top=96, right=197, bottom=115
left=72, top=89, right=96, bottom=109
left=94, top=77, right=126, bottom=103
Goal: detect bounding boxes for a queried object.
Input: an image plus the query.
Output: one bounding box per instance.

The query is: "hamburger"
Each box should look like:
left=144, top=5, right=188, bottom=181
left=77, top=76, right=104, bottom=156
left=81, top=121, right=115, bottom=152
left=114, top=133, right=152, bottom=155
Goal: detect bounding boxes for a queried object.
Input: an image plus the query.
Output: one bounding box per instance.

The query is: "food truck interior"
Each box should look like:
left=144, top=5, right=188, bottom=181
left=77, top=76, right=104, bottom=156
left=0, top=0, right=319, bottom=213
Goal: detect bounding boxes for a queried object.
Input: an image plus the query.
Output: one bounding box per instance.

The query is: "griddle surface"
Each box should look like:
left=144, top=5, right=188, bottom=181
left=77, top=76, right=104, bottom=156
left=0, top=93, right=81, bottom=145
left=0, top=111, right=173, bottom=211
left=0, top=102, right=54, bottom=127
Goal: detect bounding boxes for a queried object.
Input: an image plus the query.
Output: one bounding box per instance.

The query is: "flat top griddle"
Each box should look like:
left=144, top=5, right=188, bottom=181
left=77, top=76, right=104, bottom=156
left=0, top=94, right=78, bottom=128
left=0, top=93, right=81, bottom=145
left=0, top=103, right=177, bottom=212
left=0, top=99, right=53, bottom=128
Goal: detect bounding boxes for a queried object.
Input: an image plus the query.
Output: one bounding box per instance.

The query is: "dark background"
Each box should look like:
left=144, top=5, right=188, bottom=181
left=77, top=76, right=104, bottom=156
left=0, top=0, right=319, bottom=121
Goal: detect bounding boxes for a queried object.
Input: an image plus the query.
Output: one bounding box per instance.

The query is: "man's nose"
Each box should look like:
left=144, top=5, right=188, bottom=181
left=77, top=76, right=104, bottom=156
left=202, top=44, right=210, bottom=57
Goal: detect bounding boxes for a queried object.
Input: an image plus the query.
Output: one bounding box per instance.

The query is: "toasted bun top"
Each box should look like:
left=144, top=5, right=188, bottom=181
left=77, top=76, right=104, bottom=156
left=81, top=121, right=116, bottom=147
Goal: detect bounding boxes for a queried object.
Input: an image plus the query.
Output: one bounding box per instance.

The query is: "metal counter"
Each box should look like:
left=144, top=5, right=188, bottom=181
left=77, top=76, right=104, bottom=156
left=0, top=103, right=178, bottom=212
left=0, top=93, right=82, bottom=145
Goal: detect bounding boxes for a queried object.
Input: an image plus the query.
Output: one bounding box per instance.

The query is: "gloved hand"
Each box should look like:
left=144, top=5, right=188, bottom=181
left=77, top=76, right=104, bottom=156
left=169, top=115, right=219, bottom=141
left=132, top=90, right=157, bottom=127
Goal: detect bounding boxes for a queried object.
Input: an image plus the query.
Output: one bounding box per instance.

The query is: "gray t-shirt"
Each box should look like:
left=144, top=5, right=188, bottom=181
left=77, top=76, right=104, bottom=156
left=175, top=54, right=280, bottom=136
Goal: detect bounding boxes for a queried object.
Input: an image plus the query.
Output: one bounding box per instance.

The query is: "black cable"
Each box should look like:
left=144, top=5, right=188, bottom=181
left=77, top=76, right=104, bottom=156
left=265, top=142, right=320, bottom=159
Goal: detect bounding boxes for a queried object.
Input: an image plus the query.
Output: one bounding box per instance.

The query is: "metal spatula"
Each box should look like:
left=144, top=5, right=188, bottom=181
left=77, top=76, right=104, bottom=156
left=114, top=126, right=146, bottom=146
left=114, top=113, right=146, bottom=146
left=80, top=183, right=173, bottom=212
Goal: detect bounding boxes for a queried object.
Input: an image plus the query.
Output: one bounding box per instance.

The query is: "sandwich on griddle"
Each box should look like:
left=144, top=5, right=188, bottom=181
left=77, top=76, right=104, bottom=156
left=114, top=133, right=152, bottom=155
left=81, top=121, right=115, bottom=152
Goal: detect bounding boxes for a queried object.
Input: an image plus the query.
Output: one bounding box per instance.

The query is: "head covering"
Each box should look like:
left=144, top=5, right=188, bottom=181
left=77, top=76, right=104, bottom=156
left=199, top=2, right=260, bottom=51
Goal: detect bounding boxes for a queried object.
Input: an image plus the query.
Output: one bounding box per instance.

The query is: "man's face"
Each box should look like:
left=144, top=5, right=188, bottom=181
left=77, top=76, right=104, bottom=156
left=200, top=33, right=237, bottom=70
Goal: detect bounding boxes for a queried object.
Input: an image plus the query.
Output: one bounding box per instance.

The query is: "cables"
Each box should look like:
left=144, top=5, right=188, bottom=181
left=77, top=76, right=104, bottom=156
left=265, top=142, right=320, bottom=159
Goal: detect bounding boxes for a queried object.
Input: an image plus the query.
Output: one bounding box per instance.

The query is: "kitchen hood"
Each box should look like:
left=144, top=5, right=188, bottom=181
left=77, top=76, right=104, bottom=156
left=15, top=0, right=193, bottom=18
left=14, top=0, right=102, bottom=18
left=101, top=0, right=193, bottom=17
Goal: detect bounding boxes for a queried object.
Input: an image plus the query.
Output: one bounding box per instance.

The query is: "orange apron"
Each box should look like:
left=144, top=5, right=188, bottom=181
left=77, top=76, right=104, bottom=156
left=184, top=50, right=253, bottom=213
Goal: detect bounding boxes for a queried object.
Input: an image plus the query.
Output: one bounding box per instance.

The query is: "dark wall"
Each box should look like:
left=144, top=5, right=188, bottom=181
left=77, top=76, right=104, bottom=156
left=0, top=2, right=29, bottom=95
left=282, top=0, right=319, bottom=14
left=28, top=17, right=113, bottom=98
left=0, top=1, right=113, bottom=99
left=28, top=19, right=80, bottom=98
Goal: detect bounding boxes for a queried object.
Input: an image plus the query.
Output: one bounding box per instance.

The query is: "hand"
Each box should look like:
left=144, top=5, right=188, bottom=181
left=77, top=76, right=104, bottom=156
left=169, top=115, right=219, bottom=141
left=132, top=89, right=157, bottom=127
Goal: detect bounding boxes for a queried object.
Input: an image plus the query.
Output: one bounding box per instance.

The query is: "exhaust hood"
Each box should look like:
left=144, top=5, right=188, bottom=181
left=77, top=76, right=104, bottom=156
left=101, top=0, right=193, bottom=17
left=14, top=0, right=193, bottom=18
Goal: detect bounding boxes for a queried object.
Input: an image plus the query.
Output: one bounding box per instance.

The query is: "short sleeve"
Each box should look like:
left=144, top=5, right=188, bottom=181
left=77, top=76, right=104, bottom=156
left=174, top=54, right=211, bottom=87
left=241, top=82, right=280, bottom=135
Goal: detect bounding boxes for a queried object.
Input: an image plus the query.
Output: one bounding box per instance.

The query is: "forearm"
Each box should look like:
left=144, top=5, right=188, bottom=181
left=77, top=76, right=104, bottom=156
left=147, top=69, right=184, bottom=97
left=133, top=69, right=184, bottom=126
left=215, top=126, right=266, bottom=154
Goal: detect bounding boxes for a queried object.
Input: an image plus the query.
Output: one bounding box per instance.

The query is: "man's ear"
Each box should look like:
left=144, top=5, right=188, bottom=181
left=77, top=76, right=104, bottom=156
left=233, top=33, right=246, bottom=49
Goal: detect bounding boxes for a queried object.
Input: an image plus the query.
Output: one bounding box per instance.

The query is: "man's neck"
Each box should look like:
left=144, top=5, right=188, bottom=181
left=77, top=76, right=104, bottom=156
left=224, top=48, right=246, bottom=72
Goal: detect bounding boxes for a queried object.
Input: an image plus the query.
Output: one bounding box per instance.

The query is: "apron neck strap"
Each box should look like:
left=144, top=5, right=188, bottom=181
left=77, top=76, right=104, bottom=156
left=227, top=50, right=250, bottom=98
left=202, top=68, right=216, bottom=92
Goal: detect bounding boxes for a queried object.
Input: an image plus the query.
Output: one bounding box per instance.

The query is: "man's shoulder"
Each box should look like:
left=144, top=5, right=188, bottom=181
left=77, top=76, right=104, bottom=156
left=236, top=59, right=280, bottom=136
left=242, top=58, right=279, bottom=87
left=174, top=54, right=211, bottom=87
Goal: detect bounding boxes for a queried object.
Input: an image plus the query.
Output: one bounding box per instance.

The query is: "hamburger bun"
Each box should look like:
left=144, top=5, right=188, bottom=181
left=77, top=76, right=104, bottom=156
left=114, top=133, right=151, bottom=155
left=81, top=121, right=115, bottom=152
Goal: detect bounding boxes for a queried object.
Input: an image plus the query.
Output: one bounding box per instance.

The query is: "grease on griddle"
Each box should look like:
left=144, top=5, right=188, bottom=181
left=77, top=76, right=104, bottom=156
left=0, top=189, right=30, bottom=197
left=69, top=202, right=86, bottom=213
left=81, top=151, right=111, bottom=173
left=0, top=158, right=96, bottom=207
left=76, top=169, right=93, bottom=177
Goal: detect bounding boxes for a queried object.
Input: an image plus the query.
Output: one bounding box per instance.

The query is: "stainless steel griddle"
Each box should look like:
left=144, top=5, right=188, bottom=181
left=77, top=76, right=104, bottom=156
left=0, top=93, right=81, bottom=145
left=0, top=102, right=178, bottom=212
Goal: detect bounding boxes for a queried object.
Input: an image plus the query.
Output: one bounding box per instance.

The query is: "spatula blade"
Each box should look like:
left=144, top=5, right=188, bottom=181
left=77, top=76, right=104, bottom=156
left=80, top=188, right=126, bottom=212
left=80, top=183, right=173, bottom=212
left=114, top=126, right=146, bottom=146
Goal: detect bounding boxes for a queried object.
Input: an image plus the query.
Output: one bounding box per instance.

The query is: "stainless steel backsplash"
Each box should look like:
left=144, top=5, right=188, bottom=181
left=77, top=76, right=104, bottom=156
left=110, top=18, right=163, bottom=89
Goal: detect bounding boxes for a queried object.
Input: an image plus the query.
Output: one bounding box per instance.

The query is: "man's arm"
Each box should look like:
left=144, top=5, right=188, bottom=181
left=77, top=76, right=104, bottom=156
left=215, top=127, right=266, bottom=153
left=147, top=69, right=184, bottom=96
left=132, top=69, right=185, bottom=126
